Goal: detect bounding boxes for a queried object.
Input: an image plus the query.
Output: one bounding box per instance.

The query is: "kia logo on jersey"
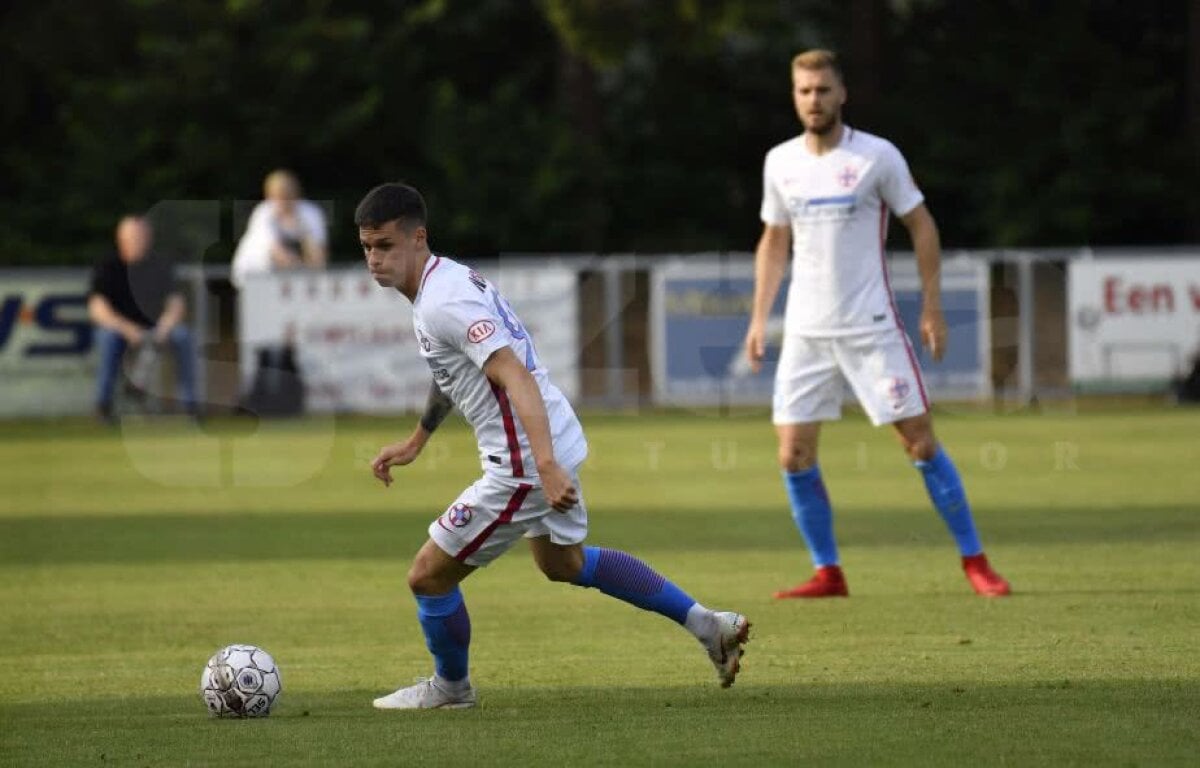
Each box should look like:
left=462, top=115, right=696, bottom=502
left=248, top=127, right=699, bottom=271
left=467, top=319, right=496, bottom=343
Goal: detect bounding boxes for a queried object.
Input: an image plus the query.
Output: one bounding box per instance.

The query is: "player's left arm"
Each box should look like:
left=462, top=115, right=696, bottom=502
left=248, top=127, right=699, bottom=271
left=482, top=347, right=578, bottom=511
left=900, top=203, right=947, bottom=361
left=371, top=383, right=454, bottom=487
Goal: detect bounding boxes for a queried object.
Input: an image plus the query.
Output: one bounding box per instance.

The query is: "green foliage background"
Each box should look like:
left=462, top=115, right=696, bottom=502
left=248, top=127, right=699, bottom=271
left=1, top=0, right=1195, bottom=265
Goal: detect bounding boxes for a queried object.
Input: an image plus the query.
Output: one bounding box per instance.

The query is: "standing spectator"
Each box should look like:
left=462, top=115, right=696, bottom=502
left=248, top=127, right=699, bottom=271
left=88, top=215, right=198, bottom=424
left=231, top=169, right=328, bottom=289
left=231, top=170, right=325, bottom=416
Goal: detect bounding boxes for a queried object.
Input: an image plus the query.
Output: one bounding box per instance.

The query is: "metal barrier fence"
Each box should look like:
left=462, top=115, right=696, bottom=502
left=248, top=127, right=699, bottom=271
left=2, top=246, right=1197, bottom=416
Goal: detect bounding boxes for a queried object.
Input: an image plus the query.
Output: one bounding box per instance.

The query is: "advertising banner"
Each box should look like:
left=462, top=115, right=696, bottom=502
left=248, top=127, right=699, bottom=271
left=1068, top=256, right=1200, bottom=388
left=0, top=270, right=94, bottom=416
left=649, top=255, right=991, bottom=406
left=237, top=264, right=579, bottom=413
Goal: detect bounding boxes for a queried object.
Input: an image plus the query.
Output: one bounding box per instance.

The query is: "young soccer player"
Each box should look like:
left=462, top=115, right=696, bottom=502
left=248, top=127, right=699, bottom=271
left=744, top=50, right=1010, bottom=598
left=358, top=182, right=750, bottom=709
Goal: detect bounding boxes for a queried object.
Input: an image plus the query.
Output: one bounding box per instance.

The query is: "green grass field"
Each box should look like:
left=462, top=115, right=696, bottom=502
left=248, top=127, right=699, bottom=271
left=1, top=407, right=1198, bottom=766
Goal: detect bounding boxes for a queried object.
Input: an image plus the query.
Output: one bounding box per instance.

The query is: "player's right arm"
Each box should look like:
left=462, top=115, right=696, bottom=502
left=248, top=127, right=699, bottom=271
left=482, top=346, right=579, bottom=512
left=371, top=382, right=454, bottom=487
left=744, top=223, right=791, bottom=373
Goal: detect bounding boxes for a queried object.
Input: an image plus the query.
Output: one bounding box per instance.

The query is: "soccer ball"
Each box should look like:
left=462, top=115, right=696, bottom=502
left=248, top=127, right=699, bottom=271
left=200, top=644, right=282, bottom=718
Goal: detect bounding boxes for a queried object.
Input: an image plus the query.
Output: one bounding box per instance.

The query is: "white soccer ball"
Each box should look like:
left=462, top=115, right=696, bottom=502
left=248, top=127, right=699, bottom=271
left=200, top=644, right=282, bottom=718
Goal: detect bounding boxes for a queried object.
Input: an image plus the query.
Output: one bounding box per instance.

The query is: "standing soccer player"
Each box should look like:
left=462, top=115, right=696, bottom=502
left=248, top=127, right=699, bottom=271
left=358, top=183, right=750, bottom=709
left=745, top=50, right=1010, bottom=599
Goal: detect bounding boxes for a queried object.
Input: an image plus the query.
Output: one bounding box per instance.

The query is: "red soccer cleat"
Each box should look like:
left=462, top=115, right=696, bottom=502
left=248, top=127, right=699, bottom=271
left=962, top=553, right=1011, bottom=597
left=773, top=565, right=849, bottom=599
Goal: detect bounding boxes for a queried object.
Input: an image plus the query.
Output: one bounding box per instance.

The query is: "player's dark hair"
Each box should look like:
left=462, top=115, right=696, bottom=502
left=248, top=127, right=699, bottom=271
left=354, top=183, right=428, bottom=230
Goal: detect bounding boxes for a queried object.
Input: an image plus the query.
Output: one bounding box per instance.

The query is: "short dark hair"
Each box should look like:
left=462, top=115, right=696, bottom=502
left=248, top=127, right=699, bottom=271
left=354, top=183, right=428, bottom=229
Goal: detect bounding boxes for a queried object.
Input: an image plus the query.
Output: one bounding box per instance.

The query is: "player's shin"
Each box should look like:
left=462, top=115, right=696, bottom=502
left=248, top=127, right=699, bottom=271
left=571, top=546, right=710, bottom=633
left=783, top=466, right=840, bottom=567
left=915, top=446, right=983, bottom=556
left=414, top=587, right=471, bottom=685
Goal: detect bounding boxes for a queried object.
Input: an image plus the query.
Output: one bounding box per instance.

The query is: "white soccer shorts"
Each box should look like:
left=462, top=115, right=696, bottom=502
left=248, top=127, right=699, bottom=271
left=428, top=470, right=588, bottom=567
left=772, top=327, right=930, bottom=427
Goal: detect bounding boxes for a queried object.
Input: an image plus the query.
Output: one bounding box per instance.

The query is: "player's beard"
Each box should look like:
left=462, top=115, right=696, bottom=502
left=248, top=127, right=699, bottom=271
left=804, top=111, right=840, bottom=136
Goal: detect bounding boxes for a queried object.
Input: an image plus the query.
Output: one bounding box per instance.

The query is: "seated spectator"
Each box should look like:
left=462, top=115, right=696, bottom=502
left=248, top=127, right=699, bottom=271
left=231, top=169, right=328, bottom=289
left=88, top=215, right=198, bottom=424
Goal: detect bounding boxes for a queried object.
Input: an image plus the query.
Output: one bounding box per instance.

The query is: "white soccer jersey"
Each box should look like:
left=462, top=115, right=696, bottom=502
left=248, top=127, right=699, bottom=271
left=413, top=255, right=588, bottom=479
left=760, top=126, right=925, bottom=335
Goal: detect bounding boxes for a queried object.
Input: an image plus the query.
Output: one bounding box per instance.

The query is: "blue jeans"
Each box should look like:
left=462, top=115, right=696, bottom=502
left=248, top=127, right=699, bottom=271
left=94, top=325, right=198, bottom=412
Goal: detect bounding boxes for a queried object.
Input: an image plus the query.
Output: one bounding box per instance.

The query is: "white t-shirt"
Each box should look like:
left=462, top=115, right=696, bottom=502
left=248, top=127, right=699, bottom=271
left=231, top=200, right=328, bottom=289
left=760, top=126, right=924, bottom=335
left=413, top=255, right=588, bottom=479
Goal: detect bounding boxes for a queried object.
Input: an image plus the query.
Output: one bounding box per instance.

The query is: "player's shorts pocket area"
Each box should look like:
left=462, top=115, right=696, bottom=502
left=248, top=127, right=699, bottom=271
left=429, top=475, right=588, bottom=567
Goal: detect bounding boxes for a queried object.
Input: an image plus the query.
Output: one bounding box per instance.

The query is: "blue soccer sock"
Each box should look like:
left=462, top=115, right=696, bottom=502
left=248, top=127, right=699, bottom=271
left=783, top=465, right=840, bottom=567
left=915, top=446, right=983, bottom=557
left=414, top=587, right=471, bottom=683
left=572, top=547, right=698, bottom=625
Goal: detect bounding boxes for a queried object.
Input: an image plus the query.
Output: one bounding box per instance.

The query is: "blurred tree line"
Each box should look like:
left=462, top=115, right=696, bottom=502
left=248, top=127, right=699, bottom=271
left=1, top=0, right=1196, bottom=265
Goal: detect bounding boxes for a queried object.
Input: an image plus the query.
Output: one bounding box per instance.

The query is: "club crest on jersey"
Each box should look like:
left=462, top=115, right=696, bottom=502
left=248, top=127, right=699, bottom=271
left=837, top=165, right=859, bottom=188
left=446, top=503, right=473, bottom=527
left=467, top=319, right=496, bottom=343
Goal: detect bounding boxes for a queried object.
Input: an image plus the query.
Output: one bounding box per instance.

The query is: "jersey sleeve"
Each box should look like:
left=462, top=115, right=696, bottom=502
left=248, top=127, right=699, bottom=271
left=424, top=290, right=514, bottom=370
left=877, top=142, right=925, bottom=217
left=759, top=152, right=791, bottom=226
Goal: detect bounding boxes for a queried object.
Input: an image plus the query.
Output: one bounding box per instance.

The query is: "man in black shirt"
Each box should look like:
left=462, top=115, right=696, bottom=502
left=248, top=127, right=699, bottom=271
left=88, top=215, right=198, bottom=422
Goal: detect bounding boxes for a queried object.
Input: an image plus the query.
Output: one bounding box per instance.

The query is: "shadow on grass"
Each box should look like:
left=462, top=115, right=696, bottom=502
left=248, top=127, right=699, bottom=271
left=2, top=680, right=1197, bottom=767
left=1, top=504, right=1198, bottom=566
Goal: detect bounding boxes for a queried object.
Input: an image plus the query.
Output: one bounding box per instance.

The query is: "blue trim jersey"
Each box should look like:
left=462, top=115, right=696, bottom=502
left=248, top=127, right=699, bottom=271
left=412, top=255, right=588, bottom=479
left=760, top=126, right=925, bottom=335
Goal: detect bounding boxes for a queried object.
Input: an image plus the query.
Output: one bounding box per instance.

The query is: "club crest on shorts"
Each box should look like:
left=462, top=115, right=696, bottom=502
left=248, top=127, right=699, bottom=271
left=467, top=319, right=496, bottom=343
left=881, top=376, right=911, bottom=409
left=446, top=503, right=473, bottom=528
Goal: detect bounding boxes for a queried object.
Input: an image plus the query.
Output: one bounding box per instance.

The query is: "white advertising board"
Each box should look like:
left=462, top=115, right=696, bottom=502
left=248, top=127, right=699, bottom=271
left=238, top=264, right=579, bottom=413
left=1068, top=257, right=1200, bottom=388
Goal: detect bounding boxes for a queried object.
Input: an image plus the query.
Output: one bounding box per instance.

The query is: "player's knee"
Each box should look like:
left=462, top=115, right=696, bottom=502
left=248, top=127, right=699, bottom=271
left=406, top=562, right=445, bottom=595
left=903, top=434, right=937, bottom=462
left=778, top=444, right=817, bottom=472
left=538, top=552, right=583, bottom=583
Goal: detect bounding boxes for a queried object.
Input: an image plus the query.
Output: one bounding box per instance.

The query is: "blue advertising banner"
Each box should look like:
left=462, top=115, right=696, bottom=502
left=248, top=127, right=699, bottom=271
left=650, top=256, right=990, bottom=406
left=0, top=270, right=96, bottom=416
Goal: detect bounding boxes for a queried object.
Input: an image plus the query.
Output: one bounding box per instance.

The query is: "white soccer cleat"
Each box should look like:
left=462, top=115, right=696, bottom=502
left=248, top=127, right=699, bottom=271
left=703, top=611, right=751, bottom=688
left=372, top=677, right=477, bottom=710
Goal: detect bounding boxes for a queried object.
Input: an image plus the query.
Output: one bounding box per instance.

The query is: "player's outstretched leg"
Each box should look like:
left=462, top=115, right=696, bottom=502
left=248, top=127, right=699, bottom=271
left=775, top=465, right=849, bottom=599
left=557, top=544, right=750, bottom=687
left=915, top=446, right=1011, bottom=597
